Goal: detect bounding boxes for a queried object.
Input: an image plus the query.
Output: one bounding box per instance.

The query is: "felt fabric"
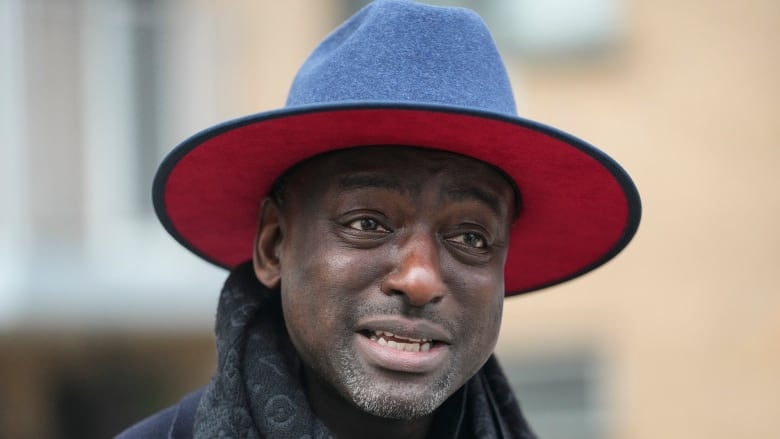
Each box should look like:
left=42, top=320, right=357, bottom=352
left=153, top=0, right=642, bottom=296
left=286, top=1, right=515, bottom=114
left=194, top=262, right=537, bottom=438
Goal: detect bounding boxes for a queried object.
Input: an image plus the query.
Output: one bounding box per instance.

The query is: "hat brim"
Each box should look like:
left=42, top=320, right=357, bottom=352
left=154, top=103, right=641, bottom=296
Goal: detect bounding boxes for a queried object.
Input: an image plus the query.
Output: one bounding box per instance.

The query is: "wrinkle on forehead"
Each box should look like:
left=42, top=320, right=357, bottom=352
left=444, top=186, right=504, bottom=218
left=336, top=173, right=410, bottom=195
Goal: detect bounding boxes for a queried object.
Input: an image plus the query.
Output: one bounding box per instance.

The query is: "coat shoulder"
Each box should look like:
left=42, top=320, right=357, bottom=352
left=114, top=388, right=204, bottom=439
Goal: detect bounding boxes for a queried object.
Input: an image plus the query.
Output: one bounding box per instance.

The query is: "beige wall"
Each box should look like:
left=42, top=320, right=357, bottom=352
left=497, top=0, right=780, bottom=438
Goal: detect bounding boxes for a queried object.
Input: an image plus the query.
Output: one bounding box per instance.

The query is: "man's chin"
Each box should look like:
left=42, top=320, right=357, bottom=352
left=350, top=391, right=441, bottom=420
left=342, top=374, right=454, bottom=420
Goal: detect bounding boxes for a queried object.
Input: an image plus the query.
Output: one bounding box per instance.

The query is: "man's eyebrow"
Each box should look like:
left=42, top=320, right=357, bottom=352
left=335, top=173, right=407, bottom=193
left=445, top=186, right=504, bottom=216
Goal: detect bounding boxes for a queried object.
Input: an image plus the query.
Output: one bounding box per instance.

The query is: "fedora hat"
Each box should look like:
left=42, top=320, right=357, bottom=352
left=154, top=0, right=641, bottom=296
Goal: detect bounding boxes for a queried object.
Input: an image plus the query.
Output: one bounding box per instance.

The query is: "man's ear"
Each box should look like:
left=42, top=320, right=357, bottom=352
left=253, top=198, right=283, bottom=289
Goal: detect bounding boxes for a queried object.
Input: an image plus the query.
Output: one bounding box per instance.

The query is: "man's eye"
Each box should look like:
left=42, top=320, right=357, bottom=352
left=347, top=218, right=388, bottom=232
left=449, top=232, right=487, bottom=248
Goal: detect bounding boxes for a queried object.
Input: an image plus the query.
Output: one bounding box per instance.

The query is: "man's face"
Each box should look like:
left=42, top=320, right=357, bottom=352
left=263, top=147, right=516, bottom=419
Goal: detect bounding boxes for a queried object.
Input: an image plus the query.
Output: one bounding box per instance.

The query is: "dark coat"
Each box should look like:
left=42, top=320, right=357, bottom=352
left=115, top=389, right=203, bottom=439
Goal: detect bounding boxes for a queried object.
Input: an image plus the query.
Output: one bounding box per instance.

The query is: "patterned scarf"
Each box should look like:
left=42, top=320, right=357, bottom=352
left=194, top=262, right=536, bottom=438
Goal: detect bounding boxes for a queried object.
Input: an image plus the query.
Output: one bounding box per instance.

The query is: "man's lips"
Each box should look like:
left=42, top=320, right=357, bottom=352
left=366, top=330, right=433, bottom=352
left=354, top=317, right=452, bottom=344
left=354, top=317, right=451, bottom=373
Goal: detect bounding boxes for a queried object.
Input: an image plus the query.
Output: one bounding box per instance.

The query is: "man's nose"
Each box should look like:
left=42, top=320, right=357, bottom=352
left=381, top=232, right=446, bottom=306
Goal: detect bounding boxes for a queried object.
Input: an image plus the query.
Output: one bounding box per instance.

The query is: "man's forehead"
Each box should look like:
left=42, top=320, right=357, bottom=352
left=280, top=146, right=519, bottom=216
left=292, top=146, right=510, bottom=187
left=296, top=146, right=509, bottom=181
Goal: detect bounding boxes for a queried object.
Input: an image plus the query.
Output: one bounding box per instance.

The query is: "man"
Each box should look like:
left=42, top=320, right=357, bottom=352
left=118, top=1, right=640, bottom=438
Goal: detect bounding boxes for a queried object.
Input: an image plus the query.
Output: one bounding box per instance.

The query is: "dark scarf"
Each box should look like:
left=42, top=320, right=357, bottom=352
left=194, top=262, right=537, bottom=438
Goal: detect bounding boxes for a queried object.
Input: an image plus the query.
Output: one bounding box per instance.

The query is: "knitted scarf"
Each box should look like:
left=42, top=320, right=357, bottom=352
left=194, top=262, right=537, bottom=438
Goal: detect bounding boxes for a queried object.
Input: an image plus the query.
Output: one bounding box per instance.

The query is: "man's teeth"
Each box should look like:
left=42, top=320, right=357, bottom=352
left=369, top=330, right=432, bottom=352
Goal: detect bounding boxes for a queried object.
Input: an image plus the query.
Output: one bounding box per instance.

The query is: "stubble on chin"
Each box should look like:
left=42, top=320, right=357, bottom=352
left=333, top=347, right=456, bottom=420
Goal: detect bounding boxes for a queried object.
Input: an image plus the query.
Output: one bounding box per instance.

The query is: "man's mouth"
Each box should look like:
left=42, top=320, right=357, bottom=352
left=366, top=330, right=432, bottom=352
left=355, top=321, right=450, bottom=373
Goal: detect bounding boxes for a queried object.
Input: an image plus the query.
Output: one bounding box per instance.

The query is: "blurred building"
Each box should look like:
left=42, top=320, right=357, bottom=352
left=0, top=0, right=777, bottom=438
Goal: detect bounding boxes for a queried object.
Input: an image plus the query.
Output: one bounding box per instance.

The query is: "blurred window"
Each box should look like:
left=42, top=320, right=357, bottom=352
left=1, top=0, right=224, bottom=329
left=0, top=0, right=28, bottom=326
left=502, top=351, right=606, bottom=439
left=77, top=0, right=224, bottom=327
left=130, top=0, right=165, bottom=217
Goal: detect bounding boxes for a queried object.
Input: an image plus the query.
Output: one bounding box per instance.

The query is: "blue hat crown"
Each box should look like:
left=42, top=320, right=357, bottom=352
left=286, top=0, right=517, bottom=116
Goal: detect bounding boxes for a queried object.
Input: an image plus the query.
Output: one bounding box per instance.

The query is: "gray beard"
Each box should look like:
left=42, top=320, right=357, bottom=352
left=334, top=345, right=457, bottom=420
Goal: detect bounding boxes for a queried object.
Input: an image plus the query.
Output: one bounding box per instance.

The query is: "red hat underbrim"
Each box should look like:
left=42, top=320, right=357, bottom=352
left=154, top=103, right=641, bottom=296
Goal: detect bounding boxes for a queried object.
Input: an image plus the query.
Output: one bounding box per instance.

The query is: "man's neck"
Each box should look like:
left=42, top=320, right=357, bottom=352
left=302, top=366, right=434, bottom=439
